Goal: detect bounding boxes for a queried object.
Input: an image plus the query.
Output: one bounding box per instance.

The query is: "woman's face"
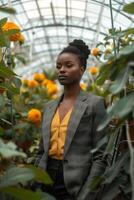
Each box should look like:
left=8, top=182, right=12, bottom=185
left=56, top=53, right=84, bottom=85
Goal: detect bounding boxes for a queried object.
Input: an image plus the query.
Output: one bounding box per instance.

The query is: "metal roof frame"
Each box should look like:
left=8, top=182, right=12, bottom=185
left=0, top=0, right=133, bottom=76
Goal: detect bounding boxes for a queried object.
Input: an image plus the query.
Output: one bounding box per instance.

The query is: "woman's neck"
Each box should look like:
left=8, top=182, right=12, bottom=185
left=63, top=84, right=81, bottom=100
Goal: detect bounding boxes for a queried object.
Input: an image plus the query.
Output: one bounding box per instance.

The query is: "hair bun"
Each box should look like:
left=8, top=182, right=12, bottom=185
left=69, top=39, right=90, bottom=59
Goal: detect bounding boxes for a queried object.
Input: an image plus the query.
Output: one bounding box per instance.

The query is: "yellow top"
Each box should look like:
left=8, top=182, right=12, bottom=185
left=49, top=107, right=73, bottom=160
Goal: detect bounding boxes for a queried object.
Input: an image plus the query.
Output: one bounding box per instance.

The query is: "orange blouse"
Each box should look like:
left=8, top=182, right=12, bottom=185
left=49, top=108, right=73, bottom=160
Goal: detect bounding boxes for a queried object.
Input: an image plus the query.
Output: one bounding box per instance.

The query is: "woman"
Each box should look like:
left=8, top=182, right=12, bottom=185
left=35, top=39, right=107, bottom=200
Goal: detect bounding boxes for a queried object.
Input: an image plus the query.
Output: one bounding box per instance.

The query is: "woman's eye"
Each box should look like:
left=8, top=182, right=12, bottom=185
left=67, top=64, right=73, bottom=67
left=56, top=65, right=61, bottom=69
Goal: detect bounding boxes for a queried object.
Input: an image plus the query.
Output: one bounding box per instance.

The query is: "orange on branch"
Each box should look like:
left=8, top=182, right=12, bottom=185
left=47, top=83, right=58, bottom=96
left=89, top=66, right=98, bottom=75
left=28, top=80, right=39, bottom=88
left=2, top=22, right=21, bottom=42
left=28, top=109, right=41, bottom=123
left=91, top=47, right=99, bottom=56
left=33, top=73, right=46, bottom=82
left=42, top=79, right=53, bottom=86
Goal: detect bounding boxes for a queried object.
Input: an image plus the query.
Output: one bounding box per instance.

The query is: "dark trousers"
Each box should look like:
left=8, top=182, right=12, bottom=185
left=45, top=157, right=74, bottom=200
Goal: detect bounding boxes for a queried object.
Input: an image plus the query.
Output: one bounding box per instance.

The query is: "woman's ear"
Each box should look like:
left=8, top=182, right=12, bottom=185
left=80, top=66, right=85, bottom=76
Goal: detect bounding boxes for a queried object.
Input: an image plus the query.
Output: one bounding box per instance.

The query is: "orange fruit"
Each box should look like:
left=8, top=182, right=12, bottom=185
left=91, top=47, right=99, bottom=56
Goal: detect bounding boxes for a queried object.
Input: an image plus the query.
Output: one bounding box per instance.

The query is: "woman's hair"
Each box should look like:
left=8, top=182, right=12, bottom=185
left=59, top=39, right=90, bottom=70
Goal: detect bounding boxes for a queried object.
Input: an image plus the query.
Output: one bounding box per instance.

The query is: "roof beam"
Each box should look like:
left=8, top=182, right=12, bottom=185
left=65, top=0, right=69, bottom=43
left=22, top=24, right=107, bottom=37
left=90, top=0, right=133, bottom=21
left=92, top=0, right=105, bottom=47
left=50, top=2, right=61, bottom=49
left=35, top=0, right=54, bottom=63
left=80, top=0, right=88, bottom=39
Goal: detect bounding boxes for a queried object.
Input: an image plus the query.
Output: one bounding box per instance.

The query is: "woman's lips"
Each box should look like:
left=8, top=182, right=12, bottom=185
left=58, top=75, right=68, bottom=80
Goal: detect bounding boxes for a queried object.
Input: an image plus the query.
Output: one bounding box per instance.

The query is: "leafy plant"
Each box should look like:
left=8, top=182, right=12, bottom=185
left=0, top=8, right=56, bottom=200
left=79, top=2, right=134, bottom=200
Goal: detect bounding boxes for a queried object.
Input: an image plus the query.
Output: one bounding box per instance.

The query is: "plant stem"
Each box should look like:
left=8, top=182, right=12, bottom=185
left=124, top=83, right=134, bottom=200
left=88, top=72, right=95, bottom=85
left=109, top=0, right=117, bottom=57
left=126, top=120, right=134, bottom=200
left=7, top=48, right=14, bottom=131
left=111, top=127, right=122, bottom=165
left=1, top=48, right=7, bottom=62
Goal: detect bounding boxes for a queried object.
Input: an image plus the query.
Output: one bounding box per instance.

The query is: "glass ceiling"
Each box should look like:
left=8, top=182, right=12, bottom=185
left=0, top=0, right=134, bottom=77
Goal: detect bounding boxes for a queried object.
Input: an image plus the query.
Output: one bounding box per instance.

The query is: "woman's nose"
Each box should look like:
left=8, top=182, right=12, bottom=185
left=59, top=66, right=66, bottom=73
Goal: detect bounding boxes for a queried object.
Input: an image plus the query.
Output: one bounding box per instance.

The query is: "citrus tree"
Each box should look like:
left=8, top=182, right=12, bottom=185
left=79, top=2, right=134, bottom=200
left=0, top=7, right=56, bottom=200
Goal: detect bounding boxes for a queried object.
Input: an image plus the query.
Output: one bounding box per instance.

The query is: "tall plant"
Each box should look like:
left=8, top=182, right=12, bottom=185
left=0, top=7, right=56, bottom=200
left=79, top=2, right=134, bottom=200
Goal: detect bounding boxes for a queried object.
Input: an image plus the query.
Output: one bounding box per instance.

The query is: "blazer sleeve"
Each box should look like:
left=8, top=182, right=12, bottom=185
left=77, top=98, right=108, bottom=200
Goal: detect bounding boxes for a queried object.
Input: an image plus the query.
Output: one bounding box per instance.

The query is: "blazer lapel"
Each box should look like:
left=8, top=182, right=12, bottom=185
left=63, top=90, right=89, bottom=157
left=42, top=98, right=61, bottom=155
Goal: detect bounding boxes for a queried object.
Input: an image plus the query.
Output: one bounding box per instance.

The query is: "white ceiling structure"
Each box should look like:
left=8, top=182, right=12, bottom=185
left=1, top=0, right=133, bottom=77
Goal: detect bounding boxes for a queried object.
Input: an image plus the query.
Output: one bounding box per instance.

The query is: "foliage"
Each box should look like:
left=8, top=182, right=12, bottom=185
left=0, top=7, right=16, bottom=14
left=123, top=2, right=134, bottom=14
left=0, top=2, right=134, bottom=200
left=79, top=2, right=134, bottom=200
left=0, top=139, right=26, bottom=158
left=0, top=164, right=55, bottom=200
left=0, top=7, right=56, bottom=200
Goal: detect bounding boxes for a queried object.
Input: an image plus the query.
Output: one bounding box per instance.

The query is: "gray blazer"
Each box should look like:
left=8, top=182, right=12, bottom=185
left=35, top=90, right=107, bottom=199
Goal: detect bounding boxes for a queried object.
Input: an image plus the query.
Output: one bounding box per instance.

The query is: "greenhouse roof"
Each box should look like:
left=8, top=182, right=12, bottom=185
left=0, top=0, right=133, bottom=76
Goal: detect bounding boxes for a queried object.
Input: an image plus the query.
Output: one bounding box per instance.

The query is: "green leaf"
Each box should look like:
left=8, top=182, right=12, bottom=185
left=0, top=139, right=26, bottom=158
left=101, top=176, right=124, bottom=200
left=0, top=127, right=4, bottom=136
left=123, top=181, right=131, bottom=194
left=109, top=64, right=132, bottom=94
left=108, top=28, right=116, bottom=35
left=0, top=18, right=7, bottom=28
left=91, top=136, right=108, bottom=154
left=89, top=176, right=104, bottom=190
left=40, top=191, right=56, bottom=200
left=0, top=187, right=41, bottom=200
left=0, top=118, right=12, bottom=125
left=122, top=27, right=134, bottom=35
left=112, top=28, right=134, bottom=38
left=0, top=7, right=16, bottom=14
left=96, top=61, right=114, bottom=85
left=104, top=128, right=120, bottom=155
left=77, top=176, right=104, bottom=200
left=0, top=63, right=16, bottom=77
left=0, top=48, right=2, bottom=59
left=109, top=56, right=130, bottom=82
left=0, top=167, right=34, bottom=188
left=12, top=77, right=22, bottom=89
left=27, top=165, right=53, bottom=185
left=5, top=29, right=20, bottom=37
left=0, top=187, right=55, bottom=200
left=123, top=2, right=134, bottom=14
left=119, top=43, right=134, bottom=56
left=0, top=33, right=10, bottom=47
left=14, top=53, right=26, bottom=64
left=97, top=93, right=134, bottom=131
left=103, top=151, right=129, bottom=184
left=0, top=83, right=20, bottom=94
left=14, top=122, right=29, bottom=130
left=0, top=95, right=5, bottom=110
